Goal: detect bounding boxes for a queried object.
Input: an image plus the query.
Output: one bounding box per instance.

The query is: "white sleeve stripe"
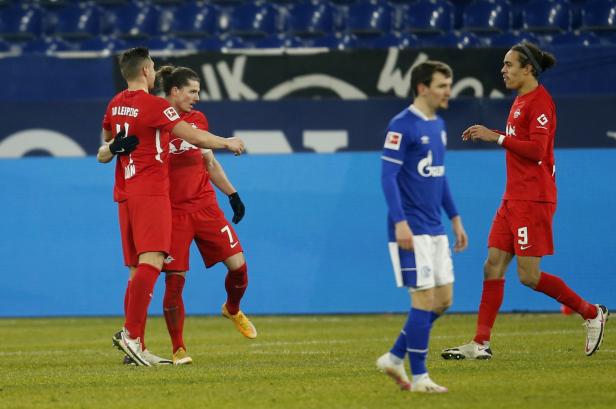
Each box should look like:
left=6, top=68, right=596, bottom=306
left=381, top=156, right=403, bottom=165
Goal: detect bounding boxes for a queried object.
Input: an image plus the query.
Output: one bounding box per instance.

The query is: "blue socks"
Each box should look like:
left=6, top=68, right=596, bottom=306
left=390, top=309, right=440, bottom=361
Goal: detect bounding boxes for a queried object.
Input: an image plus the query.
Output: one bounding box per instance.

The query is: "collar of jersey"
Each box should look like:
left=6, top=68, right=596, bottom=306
left=408, top=104, right=437, bottom=121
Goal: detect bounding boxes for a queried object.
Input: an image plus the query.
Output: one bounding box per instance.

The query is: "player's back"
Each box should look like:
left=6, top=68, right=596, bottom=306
left=104, top=89, right=181, bottom=199
left=168, top=110, right=216, bottom=213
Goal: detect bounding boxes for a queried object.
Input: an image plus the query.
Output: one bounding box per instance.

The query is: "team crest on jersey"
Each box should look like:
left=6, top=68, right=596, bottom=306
left=420, top=136, right=430, bottom=144
left=163, top=107, right=180, bottom=121
left=384, top=131, right=402, bottom=150
left=536, top=113, right=548, bottom=126
left=169, top=138, right=198, bottom=154
left=514, top=108, right=521, bottom=118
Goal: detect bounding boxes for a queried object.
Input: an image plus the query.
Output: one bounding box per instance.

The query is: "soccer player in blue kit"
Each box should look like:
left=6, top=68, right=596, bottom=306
left=376, top=61, right=468, bottom=393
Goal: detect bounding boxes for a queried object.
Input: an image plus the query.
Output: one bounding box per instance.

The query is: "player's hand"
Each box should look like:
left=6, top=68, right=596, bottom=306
left=109, top=129, right=139, bottom=155
left=226, top=137, right=245, bottom=156
left=228, top=192, right=245, bottom=224
left=461, top=126, right=473, bottom=142
left=451, top=216, right=468, bottom=252
left=464, top=125, right=499, bottom=143
left=395, top=220, right=414, bottom=251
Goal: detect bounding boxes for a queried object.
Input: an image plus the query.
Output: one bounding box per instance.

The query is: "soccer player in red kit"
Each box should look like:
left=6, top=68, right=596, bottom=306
left=155, top=65, right=256, bottom=365
left=441, top=42, right=608, bottom=360
left=98, top=47, right=245, bottom=366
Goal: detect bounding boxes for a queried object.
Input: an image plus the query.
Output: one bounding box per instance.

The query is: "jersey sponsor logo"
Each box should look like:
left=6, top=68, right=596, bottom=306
left=506, top=123, right=516, bottom=137
left=514, top=108, right=521, bottom=119
left=111, top=106, right=139, bottom=117
left=536, top=113, right=548, bottom=126
left=384, top=131, right=402, bottom=150
left=420, top=135, right=430, bottom=144
left=417, top=150, right=445, bottom=177
left=163, top=107, right=180, bottom=121
left=169, top=138, right=198, bottom=154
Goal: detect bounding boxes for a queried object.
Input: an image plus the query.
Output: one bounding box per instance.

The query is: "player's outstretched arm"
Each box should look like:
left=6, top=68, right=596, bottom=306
left=172, top=121, right=245, bottom=155
left=203, top=150, right=245, bottom=223
left=204, top=150, right=236, bottom=195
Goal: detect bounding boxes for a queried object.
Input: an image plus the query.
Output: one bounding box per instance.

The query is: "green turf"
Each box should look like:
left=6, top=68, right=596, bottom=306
left=0, top=314, right=614, bottom=409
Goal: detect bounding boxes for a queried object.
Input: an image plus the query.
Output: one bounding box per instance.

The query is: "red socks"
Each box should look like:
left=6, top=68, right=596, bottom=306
left=535, top=272, right=597, bottom=320
left=163, top=274, right=186, bottom=353
left=123, top=280, right=131, bottom=318
left=473, top=279, right=505, bottom=345
left=224, top=263, right=248, bottom=315
left=124, top=263, right=160, bottom=341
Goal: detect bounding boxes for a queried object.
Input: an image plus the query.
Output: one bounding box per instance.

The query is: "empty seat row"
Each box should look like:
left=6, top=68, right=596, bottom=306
left=1, top=0, right=615, bottom=42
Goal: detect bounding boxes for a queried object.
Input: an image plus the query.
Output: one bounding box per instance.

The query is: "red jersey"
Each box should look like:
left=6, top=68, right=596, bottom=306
left=502, top=85, right=557, bottom=203
left=102, top=90, right=181, bottom=201
left=168, top=110, right=218, bottom=213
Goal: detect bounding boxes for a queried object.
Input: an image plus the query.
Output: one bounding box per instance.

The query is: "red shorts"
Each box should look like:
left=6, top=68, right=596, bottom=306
left=163, top=204, right=243, bottom=272
left=118, top=195, right=172, bottom=266
left=487, top=200, right=556, bottom=257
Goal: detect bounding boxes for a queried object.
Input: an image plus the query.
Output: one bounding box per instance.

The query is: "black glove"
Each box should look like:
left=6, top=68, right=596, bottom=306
left=109, top=129, right=139, bottom=155
left=228, top=192, right=245, bottom=224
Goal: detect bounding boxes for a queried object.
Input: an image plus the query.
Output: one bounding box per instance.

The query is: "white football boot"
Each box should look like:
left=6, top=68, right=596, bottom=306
left=376, top=352, right=411, bottom=391
left=584, top=304, right=609, bottom=356
left=112, top=328, right=151, bottom=367
left=412, top=374, right=448, bottom=393
left=441, top=341, right=492, bottom=360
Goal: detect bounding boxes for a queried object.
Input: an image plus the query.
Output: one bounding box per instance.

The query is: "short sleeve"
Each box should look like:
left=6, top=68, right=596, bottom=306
left=193, top=111, right=209, bottom=131
left=141, top=95, right=182, bottom=132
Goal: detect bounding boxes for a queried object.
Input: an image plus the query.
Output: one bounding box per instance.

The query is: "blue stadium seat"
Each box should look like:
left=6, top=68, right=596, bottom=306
left=0, top=4, right=43, bottom=41
left=144, top=36, right=193, bottom=54
left=351, top=32, right=420, bottom=49
left=192, top=35, right=246, bottom=51
left=77, top=36, right=128, bottom=52
left=101, top=2, right=160, bottom=39
left=404, top=0, right=455, bottom=34
left=347, top=1, right=393, bottom=35
left=549, top=31, right=601, bottom=46
left=421, top=31, right=481, bottom=48
left=299, top=32, right=355, bottom=49
left=254, top=33, right=303, bottom=48
left=286, top=2, right=335, bottom=37
left=462, top=0, right=512, bottom=33
left=46, top=3, right=101, bottom=40
left=21, top=36, right=75, bottom=55
left=522, top=0, right=571, bottom=33
left=0, top=38, right=11, bottom=52
left=226, top=3, right=279, bottom=37
left=481, top=30, right=540, bottom=47
left=164, top=2, right=219, bottom=38
left=580, top=0, right=616, bottom=31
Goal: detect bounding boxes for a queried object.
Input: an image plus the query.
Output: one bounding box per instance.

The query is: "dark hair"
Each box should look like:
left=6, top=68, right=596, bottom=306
left=155, top=65, right=200, bottom=96
left=511, top=41, right=556, bottom=77
left=118, top=47, right=151, bottom=81
left=410, top=60, right=453, bottom=97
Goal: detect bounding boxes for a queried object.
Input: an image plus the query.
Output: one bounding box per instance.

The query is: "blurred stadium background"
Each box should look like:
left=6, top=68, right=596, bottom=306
left=1, top=0, right=615, bottom=317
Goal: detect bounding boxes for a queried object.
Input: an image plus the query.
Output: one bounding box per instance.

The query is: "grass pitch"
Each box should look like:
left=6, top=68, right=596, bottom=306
left=0, top=313, right=614, bottom=409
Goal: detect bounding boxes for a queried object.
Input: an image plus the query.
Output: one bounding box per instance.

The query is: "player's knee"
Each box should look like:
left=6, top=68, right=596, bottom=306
left=483, top=258, right=500, bottom=279
left=433, top=297, right=452, bottom=315
left=517, top=269, right=539, bottom=289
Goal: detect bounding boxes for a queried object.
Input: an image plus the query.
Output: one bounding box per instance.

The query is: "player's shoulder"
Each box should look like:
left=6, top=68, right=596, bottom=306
left=388, top=107, right=417, bottom=131
left=183, top=109, right=206, bottom=122
left=533, top=85, right=554, bottom=104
